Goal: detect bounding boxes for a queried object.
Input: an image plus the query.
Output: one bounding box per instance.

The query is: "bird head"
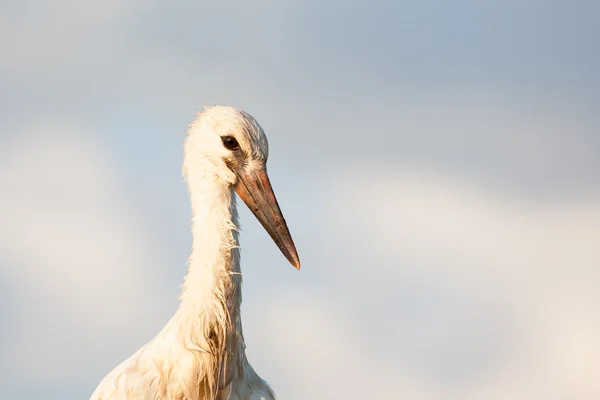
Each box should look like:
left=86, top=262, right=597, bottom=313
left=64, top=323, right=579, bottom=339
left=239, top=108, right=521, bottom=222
left=185, top=105, right=300, bottom=270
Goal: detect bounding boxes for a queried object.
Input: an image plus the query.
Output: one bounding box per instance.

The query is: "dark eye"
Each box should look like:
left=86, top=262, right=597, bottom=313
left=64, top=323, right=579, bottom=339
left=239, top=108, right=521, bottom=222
left=221, top=136, right=240, bottom=151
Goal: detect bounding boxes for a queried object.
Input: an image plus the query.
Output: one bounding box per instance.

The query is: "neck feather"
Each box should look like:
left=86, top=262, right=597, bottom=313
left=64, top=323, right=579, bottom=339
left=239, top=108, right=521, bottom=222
left=168, top=155, right=245, bottom=396
left=178, top=157, right=243, bottom=333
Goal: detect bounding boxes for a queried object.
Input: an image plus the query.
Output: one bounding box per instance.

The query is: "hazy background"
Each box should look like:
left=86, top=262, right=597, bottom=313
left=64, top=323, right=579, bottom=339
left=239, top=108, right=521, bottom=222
left=1, top=1, right=599, bottom=399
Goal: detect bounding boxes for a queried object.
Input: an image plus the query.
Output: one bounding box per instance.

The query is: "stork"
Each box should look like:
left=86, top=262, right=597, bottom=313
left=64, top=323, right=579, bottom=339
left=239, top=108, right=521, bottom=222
left=90, top=106, right=300, bottom=400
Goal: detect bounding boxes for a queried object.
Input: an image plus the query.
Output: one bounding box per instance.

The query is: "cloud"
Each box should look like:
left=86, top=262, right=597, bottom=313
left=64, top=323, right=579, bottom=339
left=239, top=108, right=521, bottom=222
left=0, top=122, right=170, bottom=390
left=245, top=166, right=600, bottom=400
left=3, top=0, right=597, bottom=127
left=0, top=0, right=143, bottom=79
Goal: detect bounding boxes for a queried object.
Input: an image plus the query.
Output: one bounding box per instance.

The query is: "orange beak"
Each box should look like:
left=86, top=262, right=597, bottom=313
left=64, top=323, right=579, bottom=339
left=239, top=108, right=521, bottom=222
left=234, top=167, right=300, bottom=270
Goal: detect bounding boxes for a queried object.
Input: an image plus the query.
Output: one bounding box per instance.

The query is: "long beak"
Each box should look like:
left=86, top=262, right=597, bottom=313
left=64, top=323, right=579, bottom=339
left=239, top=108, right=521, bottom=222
left=234, top=167, right=300, bottom=270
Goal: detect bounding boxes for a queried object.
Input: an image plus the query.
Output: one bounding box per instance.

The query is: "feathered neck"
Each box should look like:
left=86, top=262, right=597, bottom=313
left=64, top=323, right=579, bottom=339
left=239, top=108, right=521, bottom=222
left=178, top=164, right=242, bottom=324
left=169, top=147, right=246, bottom=397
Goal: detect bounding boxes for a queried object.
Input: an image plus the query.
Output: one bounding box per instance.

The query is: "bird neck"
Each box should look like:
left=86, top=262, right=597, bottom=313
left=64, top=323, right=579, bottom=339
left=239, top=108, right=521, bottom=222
left=175, top=160, right=244, bottom=349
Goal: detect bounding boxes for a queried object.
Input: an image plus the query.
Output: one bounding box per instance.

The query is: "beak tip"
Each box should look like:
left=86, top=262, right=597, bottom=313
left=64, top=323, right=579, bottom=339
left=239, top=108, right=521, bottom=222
left=288, top=255, right=301, bottom=270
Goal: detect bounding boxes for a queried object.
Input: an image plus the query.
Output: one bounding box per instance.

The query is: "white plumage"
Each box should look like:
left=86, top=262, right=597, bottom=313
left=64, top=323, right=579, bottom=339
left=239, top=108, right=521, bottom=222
left=91, top=106, right=300, bottom=400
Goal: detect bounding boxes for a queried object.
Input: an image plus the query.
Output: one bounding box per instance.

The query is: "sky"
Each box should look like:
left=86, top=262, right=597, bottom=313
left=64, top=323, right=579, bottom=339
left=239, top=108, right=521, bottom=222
left=1, top=0, right=599, bottom=399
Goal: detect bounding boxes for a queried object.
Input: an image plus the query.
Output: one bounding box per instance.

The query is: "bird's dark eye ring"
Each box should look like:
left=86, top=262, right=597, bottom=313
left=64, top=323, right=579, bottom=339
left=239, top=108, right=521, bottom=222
left=221, top=136, right=239, bottom=151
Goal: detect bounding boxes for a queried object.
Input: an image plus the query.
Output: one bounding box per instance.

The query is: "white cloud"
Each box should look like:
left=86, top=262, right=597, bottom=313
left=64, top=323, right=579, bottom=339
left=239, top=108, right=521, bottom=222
left=0, top=123, right=169, bottom=385
left=247, top=166, right=600, bottom=400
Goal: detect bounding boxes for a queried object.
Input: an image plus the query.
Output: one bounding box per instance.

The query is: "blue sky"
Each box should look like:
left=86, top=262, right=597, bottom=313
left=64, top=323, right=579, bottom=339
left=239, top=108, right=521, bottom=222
left=1, top=1, right=599, bottom=399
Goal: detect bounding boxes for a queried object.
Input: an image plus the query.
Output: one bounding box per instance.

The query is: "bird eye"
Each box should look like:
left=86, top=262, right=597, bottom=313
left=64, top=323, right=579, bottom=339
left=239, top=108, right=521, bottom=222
left=221, top=136, right=240, bottom=151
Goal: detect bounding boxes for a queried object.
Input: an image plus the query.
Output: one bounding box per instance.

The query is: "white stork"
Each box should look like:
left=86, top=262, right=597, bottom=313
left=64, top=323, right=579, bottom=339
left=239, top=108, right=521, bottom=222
left=90, top=106, right=300, bottom=400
